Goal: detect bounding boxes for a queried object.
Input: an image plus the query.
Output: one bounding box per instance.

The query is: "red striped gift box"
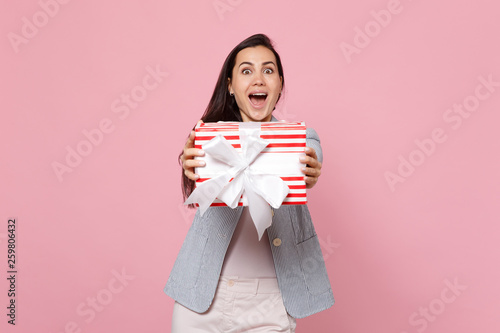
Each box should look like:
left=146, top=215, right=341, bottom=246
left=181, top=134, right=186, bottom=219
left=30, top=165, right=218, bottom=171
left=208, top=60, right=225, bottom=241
left=193, top=121, right=307, bottom=206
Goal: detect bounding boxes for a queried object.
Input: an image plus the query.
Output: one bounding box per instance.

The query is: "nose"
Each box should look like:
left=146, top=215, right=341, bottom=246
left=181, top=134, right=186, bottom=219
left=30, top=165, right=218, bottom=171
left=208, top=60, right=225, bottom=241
left=253, top=71, right=265, bottom=85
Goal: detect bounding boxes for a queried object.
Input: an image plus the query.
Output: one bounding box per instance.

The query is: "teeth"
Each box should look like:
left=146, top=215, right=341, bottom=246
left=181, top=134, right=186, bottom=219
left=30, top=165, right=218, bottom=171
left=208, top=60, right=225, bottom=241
left=251, top=93, right=267, bottom=96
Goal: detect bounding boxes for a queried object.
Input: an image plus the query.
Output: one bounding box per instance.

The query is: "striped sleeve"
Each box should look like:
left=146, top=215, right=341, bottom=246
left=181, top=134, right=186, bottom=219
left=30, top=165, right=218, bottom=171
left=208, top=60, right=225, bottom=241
left=306, top=127, right=323, bottom=163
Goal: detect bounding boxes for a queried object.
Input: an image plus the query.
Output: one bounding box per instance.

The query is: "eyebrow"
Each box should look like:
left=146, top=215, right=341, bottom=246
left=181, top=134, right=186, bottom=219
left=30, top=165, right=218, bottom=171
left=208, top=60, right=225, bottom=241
left=238, top=61, right=276, bottom=68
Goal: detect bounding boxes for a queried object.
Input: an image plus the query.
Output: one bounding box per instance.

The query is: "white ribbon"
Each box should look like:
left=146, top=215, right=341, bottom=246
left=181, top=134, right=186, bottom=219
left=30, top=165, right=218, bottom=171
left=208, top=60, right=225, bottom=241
left=184, top=122, right=290, bottom=240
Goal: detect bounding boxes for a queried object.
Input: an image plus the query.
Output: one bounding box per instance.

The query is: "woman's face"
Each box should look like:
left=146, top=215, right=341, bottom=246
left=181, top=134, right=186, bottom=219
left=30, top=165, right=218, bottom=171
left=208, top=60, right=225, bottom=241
left=228, top=45, right=282, bottom=122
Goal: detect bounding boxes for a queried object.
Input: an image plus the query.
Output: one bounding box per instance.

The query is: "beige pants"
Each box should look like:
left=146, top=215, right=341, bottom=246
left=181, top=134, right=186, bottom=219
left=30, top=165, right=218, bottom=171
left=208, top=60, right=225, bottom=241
left=171, top=276, right=297, bottom=333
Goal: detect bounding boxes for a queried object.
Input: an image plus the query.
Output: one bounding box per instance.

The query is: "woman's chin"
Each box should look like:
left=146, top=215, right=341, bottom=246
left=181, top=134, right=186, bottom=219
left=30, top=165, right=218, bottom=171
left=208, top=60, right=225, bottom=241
left=241, top=108, right=272, bottom=122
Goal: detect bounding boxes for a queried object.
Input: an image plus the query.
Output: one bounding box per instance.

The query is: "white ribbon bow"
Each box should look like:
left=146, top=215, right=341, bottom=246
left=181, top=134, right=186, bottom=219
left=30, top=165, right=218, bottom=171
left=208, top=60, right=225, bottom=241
left=184, top=122, right=290, bottom=240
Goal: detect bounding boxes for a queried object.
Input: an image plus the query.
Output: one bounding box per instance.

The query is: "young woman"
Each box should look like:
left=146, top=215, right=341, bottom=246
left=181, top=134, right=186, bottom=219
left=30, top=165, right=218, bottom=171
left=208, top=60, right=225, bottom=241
left=165, top=34, right=334, bottom=332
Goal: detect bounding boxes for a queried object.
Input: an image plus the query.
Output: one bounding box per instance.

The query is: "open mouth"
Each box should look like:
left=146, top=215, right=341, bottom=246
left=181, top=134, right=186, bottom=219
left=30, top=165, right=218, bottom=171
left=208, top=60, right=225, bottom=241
left=248, top=92, right=267, bottom=108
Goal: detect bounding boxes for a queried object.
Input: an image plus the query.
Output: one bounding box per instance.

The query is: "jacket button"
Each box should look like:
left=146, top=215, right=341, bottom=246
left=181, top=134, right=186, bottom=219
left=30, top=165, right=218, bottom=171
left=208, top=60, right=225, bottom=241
left=273, top=238, right=282, bottom=247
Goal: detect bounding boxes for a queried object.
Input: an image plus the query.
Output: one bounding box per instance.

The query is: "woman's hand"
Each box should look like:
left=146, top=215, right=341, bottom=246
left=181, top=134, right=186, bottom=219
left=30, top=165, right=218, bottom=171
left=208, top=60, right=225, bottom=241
left=180, top=120, right=205, bottom=181
left=300, top=147, right=322, bottom=189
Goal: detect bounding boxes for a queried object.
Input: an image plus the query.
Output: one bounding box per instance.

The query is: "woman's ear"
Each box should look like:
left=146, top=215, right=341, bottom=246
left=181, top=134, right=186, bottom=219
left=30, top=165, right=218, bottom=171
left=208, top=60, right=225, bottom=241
left=227, top=77, right=232, bottom=95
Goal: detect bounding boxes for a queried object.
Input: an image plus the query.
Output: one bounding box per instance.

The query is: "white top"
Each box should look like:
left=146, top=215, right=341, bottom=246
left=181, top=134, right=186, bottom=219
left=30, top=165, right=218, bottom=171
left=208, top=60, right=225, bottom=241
left=220, top=207, right=277, bottom=278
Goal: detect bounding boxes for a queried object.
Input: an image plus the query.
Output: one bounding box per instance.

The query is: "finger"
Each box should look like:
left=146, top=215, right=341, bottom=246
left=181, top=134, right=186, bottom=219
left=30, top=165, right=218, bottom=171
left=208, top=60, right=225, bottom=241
left=184, top=147, right=205, bottom=159
left=183, top=159, right=205, bottom=169
left=300, top=155, right=320, bottom=169
left=184, top=130, right=196, bottom=149
left=184, top=168, right=199, bottom=181
left=301, top=166, right=321, bottom=178
left=304, top=175, right=318, bottom=189
left=305, top=146, right=317, bottom=160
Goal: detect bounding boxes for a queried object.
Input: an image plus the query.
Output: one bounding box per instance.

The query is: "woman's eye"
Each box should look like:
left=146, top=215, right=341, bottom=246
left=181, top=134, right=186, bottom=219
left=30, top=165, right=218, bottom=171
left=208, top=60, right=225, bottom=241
left=242, top=69, right=251, bottom=74
left=264, top=68, right=273, bottom=74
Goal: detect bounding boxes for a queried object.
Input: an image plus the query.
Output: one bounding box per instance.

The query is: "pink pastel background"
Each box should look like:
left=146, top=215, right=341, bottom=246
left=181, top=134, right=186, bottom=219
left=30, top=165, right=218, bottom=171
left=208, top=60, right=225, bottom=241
left=2, top=0, right=499, bottom=332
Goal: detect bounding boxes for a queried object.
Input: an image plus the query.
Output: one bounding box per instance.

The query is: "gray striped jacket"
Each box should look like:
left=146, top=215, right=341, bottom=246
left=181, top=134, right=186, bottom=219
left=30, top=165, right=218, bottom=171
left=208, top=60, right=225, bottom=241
left=164, top=123, right=334, bottom=319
